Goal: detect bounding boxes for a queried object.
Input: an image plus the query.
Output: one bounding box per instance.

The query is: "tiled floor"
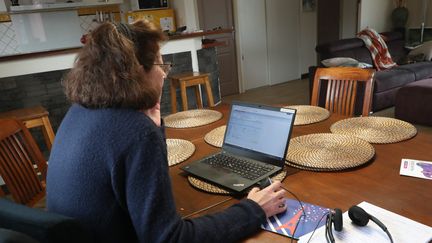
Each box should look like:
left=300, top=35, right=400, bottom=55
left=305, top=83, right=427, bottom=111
left=222, top=79, right=432, bottom=134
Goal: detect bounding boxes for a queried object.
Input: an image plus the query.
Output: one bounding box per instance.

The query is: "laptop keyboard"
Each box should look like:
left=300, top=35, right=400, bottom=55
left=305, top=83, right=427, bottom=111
left=202, top=153, right=275, bottom=180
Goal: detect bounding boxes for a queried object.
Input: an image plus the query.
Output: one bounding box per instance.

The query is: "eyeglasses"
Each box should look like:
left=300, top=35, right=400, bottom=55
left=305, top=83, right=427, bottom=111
left=154, top=62, right=173, bottom=74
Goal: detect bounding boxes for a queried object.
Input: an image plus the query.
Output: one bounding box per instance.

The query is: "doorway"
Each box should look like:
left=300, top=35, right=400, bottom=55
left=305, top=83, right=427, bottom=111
left=234, top=0, right=301, bottom=91
left=317, top=0, right=341, bottom=44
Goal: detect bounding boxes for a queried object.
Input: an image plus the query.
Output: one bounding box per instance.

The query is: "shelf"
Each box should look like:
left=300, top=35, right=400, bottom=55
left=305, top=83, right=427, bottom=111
left=202, top=41, right=226, bottom=49
left=9, top=1, right=122, bottom=13
left=168, top=28, right=234, bottom=40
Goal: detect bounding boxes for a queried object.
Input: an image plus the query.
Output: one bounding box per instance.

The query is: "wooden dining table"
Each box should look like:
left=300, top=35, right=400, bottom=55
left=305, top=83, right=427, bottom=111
left=166, top=104, right=432, bottom=242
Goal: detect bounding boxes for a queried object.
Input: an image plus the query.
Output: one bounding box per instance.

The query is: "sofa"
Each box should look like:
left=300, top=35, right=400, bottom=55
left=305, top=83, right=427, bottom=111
left=0, top=198, right=93, bottom=243
left=309, top=31, right=432, bottom=113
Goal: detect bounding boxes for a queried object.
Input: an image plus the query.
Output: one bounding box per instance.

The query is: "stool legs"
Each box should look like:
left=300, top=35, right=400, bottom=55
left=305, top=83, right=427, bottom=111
left=180, top=81, right=188, bottom=111
left=41, top=116, right=55, bottom=150
left=204, top=76, right=215, bottom=107
left=169, top=73, right=215, bottom=114
left=194, top=85, right=203, bottom=109
left=170, top=81, right=178, bottom=114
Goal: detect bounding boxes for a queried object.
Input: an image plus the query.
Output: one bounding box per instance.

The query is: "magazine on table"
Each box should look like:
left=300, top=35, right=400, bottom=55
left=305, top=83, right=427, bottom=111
left=261, top=199, right=329, bottom=239
left=399, top=158, right=432, bottom=180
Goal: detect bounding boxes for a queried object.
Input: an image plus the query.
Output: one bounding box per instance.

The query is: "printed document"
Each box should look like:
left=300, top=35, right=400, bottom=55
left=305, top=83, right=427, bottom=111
left=299, top=201, right=432, bottom=243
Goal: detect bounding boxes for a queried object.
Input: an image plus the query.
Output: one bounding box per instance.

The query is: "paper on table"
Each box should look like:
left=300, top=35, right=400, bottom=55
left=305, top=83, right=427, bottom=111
left=299, top=201, right=432, bottom=243
left=160, top=17, right=174, bottom=32
left=400, top=158, right=432, bottom=180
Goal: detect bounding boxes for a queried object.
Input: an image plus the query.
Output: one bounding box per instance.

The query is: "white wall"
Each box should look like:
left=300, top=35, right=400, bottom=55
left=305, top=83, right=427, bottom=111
left=299, top=6, right=317, bottom=73
left=359, top=0, right=393, bottom=32
left=341, top=0, right=358, bottom=38
left=0, top=0, right=7, bottom=12
left=171, top=0, right=199, bottom=31
left=406, top=0, right=432, bottom=28
left=266, top=0, right=300, bottom=84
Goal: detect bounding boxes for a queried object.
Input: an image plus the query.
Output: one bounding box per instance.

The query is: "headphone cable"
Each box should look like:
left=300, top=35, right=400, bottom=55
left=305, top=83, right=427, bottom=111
left=306, top=211, right=331, bottom=243
left=280, top=185, right=306, bottom=243
left=280, top=184, right=333, bottom=243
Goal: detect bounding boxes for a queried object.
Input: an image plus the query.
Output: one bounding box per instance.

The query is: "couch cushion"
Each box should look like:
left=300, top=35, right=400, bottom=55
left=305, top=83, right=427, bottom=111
left=395, top=78, right=432, bottom=125
left=316, top=32, right=407, bottom=66
left=397, top=61, right=432, bottom=80
left=372, top=88, right=400, bottom=111
left=373, top=68, right=415, bottom=92
left=316, top=38, right=374, bottom=64
left=380, top=31, right=404, bottom=42
left=0, top=199, right=93, bottom=243
left=387, top=40, right=407, bottom=64
left=0, top=228, right=39, bottom=243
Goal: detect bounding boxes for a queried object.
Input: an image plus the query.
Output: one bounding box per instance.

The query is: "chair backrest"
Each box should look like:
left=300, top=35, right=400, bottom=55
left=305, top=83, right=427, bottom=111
left=0, top=119, right=47, bottom=206
left=0, top=198, right=93, bottom=243
left=311, top=67, right=375, bottom=117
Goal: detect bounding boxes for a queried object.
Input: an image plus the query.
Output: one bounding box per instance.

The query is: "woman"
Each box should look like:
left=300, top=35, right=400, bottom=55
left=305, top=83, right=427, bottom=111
left=47, top=20, right=287, bottom=243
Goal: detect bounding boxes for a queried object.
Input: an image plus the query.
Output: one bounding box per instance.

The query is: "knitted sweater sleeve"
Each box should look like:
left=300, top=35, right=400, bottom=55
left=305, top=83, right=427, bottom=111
left=116, top=128, right=266, bottom=243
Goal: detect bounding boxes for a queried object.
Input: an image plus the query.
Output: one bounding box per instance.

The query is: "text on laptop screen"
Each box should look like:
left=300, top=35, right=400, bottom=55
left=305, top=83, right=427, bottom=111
left=224, top=104, right=295, bottom=160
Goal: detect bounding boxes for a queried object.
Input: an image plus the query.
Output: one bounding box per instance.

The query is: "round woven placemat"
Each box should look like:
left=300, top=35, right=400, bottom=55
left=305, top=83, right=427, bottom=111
left=285, top=133, right=375, bottom=171
left=166, top=139, right=195, bottom=166
left=204, top=125, right=226, bottom=148
left=187, top=169, right=288, bottom=195
left=284, top=105, right=330, bottom=125
left=330, top=117, right=417, bottom=144
left=164, top=109, right=223, bottom=128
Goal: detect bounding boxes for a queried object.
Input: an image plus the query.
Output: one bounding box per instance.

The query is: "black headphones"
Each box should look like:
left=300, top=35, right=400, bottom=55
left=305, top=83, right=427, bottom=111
left=325, top=208, right=342, bottom=243
left=325, top=206, right=394, bottom=243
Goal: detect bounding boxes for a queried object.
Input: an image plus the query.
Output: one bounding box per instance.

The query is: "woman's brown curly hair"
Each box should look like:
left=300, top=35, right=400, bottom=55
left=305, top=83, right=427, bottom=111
left=63, top=20, right=166, bottom=110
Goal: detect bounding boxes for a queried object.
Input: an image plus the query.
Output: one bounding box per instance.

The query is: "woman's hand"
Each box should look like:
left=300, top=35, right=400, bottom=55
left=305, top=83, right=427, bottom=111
left=143, top=102, right=161, bottom=127
left=247, top=181, right=287, bottom=218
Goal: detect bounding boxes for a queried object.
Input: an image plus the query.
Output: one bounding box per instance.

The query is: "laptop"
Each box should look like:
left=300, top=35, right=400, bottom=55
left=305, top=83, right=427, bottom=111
left=181, top=101, right=296, bottom=193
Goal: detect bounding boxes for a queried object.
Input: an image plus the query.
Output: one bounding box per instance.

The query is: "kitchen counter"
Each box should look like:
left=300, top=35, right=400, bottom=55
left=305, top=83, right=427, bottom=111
left=0, top=28, right=233, bottom=78
left=9, top=0, right=122, bottom=13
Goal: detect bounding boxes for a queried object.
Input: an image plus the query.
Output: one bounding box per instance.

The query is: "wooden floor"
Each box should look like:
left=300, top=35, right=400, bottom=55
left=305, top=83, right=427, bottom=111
left=221, top=78, right=432, bottom=134
left=222, top=79, right=310, bottom=106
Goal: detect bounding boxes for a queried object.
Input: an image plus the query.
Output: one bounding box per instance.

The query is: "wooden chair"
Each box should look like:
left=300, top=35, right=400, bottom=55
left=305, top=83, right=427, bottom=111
left=0, top=119, right=47, bottom=207
left=0, top=106, right=55, bottom=151
left=311, top=67, right=375, bottom=117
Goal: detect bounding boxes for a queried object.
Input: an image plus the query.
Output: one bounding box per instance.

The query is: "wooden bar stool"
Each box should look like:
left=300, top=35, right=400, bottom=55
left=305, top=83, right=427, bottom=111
left=0, top=106, right=55, bottom=150
left=169, top=72, right=215, bottom=113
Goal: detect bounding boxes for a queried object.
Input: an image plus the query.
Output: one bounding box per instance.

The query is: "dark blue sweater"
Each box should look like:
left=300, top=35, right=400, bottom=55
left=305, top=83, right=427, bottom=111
left=46, top=105, right=266, bottom=242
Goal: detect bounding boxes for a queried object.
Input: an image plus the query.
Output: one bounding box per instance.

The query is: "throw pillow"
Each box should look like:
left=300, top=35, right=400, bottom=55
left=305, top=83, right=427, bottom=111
left=321, top=57, right=359, bottom=67
left=321, top=57, right=373, bottom=68
left=409, top=41, right=432, bottom=61
left=358, top=62, right=373, bottom=68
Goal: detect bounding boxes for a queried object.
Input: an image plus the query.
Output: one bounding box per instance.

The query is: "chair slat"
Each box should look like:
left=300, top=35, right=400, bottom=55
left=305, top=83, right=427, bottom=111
left=311, top=67, right=375, bottom=117
left=8, top=135, right=42, bottom=197
left=340, top=80, right=349, bottom=114
left=349, top=82, right=358, bottom=116
left=18, top=127, right=47, bottom=180
left=0, top=143, right=27, bottom=203
left=0, top=119, right=46, bottom=207
left=12, top=134, right=43, bottom=191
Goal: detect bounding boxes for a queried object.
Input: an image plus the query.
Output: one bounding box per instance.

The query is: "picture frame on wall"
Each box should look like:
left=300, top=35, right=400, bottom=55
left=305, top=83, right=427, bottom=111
left=302, top=0, right=316, bottom=12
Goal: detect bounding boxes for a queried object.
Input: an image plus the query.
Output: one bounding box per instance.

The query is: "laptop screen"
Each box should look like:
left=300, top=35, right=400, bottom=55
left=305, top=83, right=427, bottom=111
left=224, top=103, right=295, bottom=160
